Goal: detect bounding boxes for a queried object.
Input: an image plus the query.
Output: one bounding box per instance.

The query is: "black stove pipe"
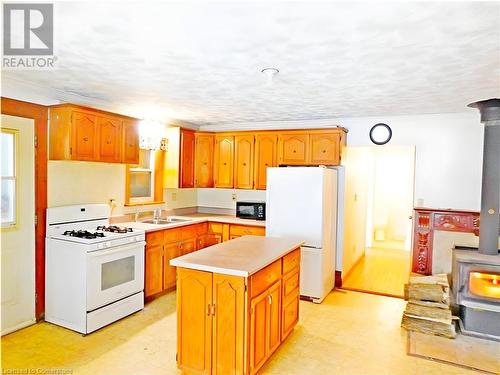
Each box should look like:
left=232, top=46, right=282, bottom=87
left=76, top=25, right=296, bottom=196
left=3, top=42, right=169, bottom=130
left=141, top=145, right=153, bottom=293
left=468, top=98, right=500, bottom=255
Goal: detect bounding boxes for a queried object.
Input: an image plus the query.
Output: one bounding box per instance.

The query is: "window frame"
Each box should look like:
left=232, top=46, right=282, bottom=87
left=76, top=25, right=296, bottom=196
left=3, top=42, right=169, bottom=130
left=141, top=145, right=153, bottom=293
left=1, top=128, right=19, bottom=229
left=125, top=149, right=164, bottom=206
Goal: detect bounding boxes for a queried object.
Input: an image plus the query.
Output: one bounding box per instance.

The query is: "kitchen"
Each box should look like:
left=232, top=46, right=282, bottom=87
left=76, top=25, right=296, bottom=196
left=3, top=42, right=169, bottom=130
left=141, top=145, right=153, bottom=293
left=1, top=2, right=500, bottom=375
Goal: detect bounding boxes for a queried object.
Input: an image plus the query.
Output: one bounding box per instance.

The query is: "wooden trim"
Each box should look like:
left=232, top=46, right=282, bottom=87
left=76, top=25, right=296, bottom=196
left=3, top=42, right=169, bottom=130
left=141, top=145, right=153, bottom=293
left=49, top=103, right=140, bottom=121
left=1, top=97, right=48, bottom=320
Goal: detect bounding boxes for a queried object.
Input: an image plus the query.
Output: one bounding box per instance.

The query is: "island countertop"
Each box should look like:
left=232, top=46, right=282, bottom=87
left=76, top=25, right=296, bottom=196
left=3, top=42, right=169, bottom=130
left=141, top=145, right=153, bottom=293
left=170, top=235, right=304, bottom=277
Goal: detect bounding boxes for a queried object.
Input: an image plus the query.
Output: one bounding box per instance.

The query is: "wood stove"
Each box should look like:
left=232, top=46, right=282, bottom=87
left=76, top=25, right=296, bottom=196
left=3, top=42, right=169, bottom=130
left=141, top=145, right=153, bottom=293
left=451, top=98, right=500, bottom=341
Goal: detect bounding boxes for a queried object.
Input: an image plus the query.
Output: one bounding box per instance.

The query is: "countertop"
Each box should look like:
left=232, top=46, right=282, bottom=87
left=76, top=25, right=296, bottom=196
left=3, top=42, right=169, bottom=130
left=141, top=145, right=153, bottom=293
left=121, top=213, right=266, bottom=233
left=170, top=235, right=304, bottom=277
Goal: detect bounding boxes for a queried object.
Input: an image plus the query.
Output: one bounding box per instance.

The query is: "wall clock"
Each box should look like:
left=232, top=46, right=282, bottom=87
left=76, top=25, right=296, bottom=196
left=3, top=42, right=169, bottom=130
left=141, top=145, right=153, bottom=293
left=369, top=123, right=392, bottom=145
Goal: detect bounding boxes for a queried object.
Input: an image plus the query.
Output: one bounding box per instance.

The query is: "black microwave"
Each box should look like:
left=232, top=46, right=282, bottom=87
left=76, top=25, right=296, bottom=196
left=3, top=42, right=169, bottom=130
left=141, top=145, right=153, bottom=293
left=236, top=201, right=266, bottom=221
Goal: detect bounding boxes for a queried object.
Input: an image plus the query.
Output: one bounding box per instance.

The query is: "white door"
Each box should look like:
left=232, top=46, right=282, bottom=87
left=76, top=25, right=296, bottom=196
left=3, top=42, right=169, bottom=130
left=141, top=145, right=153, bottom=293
left=1, top=115, right=36, bottom=335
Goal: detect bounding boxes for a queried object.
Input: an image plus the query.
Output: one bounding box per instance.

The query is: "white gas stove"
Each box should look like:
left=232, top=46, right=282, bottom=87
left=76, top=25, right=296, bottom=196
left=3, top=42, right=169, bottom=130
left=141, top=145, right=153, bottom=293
left=45, top=204, right=146, bottom=334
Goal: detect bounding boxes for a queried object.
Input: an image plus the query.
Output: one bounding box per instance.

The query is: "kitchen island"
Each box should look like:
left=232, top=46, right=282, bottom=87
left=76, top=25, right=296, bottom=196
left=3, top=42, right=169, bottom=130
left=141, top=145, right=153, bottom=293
left=170, top=235, right=303, bottom=375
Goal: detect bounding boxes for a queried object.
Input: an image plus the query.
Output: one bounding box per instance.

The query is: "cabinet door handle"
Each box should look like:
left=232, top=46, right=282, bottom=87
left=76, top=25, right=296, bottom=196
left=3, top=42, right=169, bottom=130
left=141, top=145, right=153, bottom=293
left=268, top=294, right=272, bottom=305
left=243, top=162, right=247, bottom=166
left=322, top=150, right=326, bottom=153
left=211, top=304, right=216, bottom=316
left=207, top=304, right=211, bottom=316
left=83, top=137, right=89, bottom=141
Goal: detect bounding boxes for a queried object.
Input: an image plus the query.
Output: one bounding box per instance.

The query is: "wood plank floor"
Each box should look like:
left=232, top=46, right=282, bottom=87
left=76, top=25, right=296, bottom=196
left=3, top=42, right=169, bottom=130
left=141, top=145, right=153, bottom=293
left=342, top=247, right=411, bottom=297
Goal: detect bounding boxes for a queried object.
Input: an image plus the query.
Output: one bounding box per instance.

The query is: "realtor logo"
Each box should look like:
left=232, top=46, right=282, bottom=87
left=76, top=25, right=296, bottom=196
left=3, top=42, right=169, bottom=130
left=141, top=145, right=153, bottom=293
left=3, top=3, right=55, bottom=68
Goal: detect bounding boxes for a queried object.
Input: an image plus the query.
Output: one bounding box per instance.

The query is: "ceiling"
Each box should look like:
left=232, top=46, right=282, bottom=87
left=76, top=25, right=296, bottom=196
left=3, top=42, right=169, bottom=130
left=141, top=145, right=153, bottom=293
left=2, top=1, right=499, bottom=127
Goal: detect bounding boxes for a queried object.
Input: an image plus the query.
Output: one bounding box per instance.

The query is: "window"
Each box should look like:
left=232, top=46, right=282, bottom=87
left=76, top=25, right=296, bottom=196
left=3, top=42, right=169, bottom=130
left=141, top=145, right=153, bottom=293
left=128, top=149, right=155, bottom=203
left=1, top=129, right=17, bottom=228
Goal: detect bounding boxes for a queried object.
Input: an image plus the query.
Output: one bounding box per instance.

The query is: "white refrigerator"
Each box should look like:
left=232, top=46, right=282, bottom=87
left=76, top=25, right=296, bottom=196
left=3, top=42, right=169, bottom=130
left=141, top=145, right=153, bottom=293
left=266, top=167, right=344, bottom=303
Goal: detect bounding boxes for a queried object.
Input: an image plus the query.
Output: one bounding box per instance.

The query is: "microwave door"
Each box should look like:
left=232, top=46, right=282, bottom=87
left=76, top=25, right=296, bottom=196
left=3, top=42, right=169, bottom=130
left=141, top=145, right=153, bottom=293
left=238, top=205, right=255, bottom=218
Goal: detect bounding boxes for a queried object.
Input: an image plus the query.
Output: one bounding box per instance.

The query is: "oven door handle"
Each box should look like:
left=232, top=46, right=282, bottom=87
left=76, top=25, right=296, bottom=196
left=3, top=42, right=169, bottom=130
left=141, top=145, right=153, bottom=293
left=87, top=241, right=146, bottom=257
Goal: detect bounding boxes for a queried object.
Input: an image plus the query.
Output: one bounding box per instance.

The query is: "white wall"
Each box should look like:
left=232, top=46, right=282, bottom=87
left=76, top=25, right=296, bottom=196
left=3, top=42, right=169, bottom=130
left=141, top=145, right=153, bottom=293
left=197, top=188, right=266, bottom=210
left=342, top=112, right=483, bottom=211
left=48, top=161, right=128, bottom=216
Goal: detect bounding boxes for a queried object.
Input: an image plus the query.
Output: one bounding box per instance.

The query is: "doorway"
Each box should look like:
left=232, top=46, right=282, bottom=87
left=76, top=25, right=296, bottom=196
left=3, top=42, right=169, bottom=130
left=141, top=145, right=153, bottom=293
left=1, top=115, right=36, bottom=335
left=342, top=145, right=415, bottom=297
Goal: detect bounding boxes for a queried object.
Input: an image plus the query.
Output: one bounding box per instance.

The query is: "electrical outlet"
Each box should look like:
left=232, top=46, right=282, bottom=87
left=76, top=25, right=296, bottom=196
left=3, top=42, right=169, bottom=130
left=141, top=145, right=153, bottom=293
left=171, top=192, right=177, bottom=201
left=232, top=193, right=237, bottom=201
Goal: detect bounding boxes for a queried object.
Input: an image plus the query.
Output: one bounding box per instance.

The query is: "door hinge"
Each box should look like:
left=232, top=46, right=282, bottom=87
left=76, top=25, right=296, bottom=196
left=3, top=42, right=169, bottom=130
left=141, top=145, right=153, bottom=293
left=34, top=215, right=38, bottom=226
left=70, top=147, right=73, bottom=155
left=35, top=293, right=38, bottom=304
left=34, top=135, right=38, bottom=148
left=175, top=353, right=178, bottom=362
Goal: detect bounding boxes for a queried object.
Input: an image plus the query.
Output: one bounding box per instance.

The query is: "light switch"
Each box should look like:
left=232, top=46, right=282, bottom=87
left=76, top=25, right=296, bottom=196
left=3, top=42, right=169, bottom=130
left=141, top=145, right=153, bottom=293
left=232, top=193, right=237, bottom=201
left=171, top=192, right=177, bottom=201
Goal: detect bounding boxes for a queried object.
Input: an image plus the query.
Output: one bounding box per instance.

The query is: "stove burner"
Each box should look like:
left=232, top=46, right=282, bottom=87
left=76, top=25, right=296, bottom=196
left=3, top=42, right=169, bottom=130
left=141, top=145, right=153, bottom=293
left=96, top=225, right=133, bottom=234
left=63, top=230, right=105, bottom=239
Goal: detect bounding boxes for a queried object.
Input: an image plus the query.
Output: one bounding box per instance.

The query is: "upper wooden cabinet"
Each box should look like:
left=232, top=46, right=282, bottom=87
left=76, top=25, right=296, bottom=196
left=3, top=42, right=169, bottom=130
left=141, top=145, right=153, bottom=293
left=278, top=129, right=346, bottom=166
left=179, top=129, right=196, bottom=188
left=309, top=132, right=341, bottom=165
left=72, top=111, right=98, bottom=161
left=195, top=133, right=214, bottom=188
left=214, top=135, right=234, bottom=188
left=49, top=104, right=140, bottom=164
left=278, top=132, right=309, bottom=165
left=254, top=134, right=278, bottom=190
left=97, top=116, right=122, bottom=163
left=122, top=119, right=140, bottom=165
left=234, top=135, right=255, bottom=189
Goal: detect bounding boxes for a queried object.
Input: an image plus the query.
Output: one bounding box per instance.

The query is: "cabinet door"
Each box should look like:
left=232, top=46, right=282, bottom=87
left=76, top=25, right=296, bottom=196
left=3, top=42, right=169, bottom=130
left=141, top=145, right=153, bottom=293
left=197, top=233, right=222, bottom=250
left=234, top=135, right=254, bottom=189
left=97, top=116, right=122, bottom=163
left=214, top=135, right=234, bottom=188
left=282, top=290, right=299, bottom=340
left=145, top=244, right=164, bottom=297
left=195, top=133, right=214, bottom=188
left=268, top=281, right=282, bottom=356
left=249, top=290, right=269, bottom=374
left=163, top=242, right=180, bottom=290
left=177, top=269, right=213, bottom=374
left=212, top=274, right=245, bottom=375
left=179, top=238, right=196, bottom=256
left=179, top=129, right=196, bottom=188
left=309, top=132, right=340, bottom=165
left=278, top=133, right=309, bottom=165
left=72, top=111, right=98, bottom=161
left=122, top=119, right=140, bottom=164
left=254, top=134, right=277, bottom=190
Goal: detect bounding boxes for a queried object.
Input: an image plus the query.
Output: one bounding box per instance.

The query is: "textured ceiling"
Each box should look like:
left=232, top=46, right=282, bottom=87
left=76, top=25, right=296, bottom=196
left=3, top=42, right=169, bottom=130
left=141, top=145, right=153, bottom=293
left=2, top=1, right=499, bottom=127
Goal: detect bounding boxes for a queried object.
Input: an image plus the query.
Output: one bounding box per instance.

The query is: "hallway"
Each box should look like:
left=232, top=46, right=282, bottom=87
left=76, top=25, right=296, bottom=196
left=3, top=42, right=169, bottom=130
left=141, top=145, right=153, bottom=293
left=342, top=247, right=411, bottom=297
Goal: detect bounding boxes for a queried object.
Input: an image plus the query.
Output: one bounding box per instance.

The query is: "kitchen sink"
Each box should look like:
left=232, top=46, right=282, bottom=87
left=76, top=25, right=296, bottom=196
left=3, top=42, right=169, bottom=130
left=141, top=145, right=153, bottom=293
left=141, top=217, right=192, bottom=225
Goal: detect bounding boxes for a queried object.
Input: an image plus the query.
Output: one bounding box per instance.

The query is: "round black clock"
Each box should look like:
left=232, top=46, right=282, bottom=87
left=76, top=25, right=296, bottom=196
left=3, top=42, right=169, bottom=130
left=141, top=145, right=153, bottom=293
left=369, top=123, right=392, bottom=145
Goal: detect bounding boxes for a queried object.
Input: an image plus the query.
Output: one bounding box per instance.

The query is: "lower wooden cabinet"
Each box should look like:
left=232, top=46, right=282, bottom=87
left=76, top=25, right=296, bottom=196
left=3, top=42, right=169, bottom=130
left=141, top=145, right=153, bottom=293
left=176, top=247, right=300, bottom=375
left=145, top=222, right=266, bottom=299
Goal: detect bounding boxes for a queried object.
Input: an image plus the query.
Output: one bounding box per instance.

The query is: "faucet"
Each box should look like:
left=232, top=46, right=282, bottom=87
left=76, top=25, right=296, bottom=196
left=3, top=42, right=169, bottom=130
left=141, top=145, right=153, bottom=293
left=134, top=210, right=140, bottom=222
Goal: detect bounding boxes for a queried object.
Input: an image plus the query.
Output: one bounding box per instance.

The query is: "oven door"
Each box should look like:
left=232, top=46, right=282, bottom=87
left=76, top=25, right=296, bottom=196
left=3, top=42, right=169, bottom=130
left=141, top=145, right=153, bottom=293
left=86, top=242, right=145, bottom=311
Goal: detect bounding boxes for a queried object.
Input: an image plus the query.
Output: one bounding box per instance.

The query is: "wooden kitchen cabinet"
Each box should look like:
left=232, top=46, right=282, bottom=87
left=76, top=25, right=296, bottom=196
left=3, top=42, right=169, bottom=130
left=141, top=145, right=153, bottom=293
left=49, top=104, right=140, bottom=164
left=277, top=129, right=346, bottom=166
left=73, top=111, right=98, bottom=161
left=214, top=135, right=234, bottom=188
left=309, top=132, right=341, bottom=165
left=176, top=268, right=213, bottom=375
left=163, top=243, right=180, bottom=290
left=122, top=119, right=140, bottom=164
left=195, top=133, right=214, bottom=187
left=254, top=134, right=277, bottom=190
left=234, top=134, right=255, bottom=189
left=175, top=244, right=300, bottom=375
left=145, top=243, right=164, bottom=297
left=229, top=224, right=266, bottom=240
left=97, top=116, right=122, bottom=163
left=179, top=129, right=196, bottom=188
left=212, top=274, right=246, bottom=375
left=278, top=132, right=309, bottom=165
